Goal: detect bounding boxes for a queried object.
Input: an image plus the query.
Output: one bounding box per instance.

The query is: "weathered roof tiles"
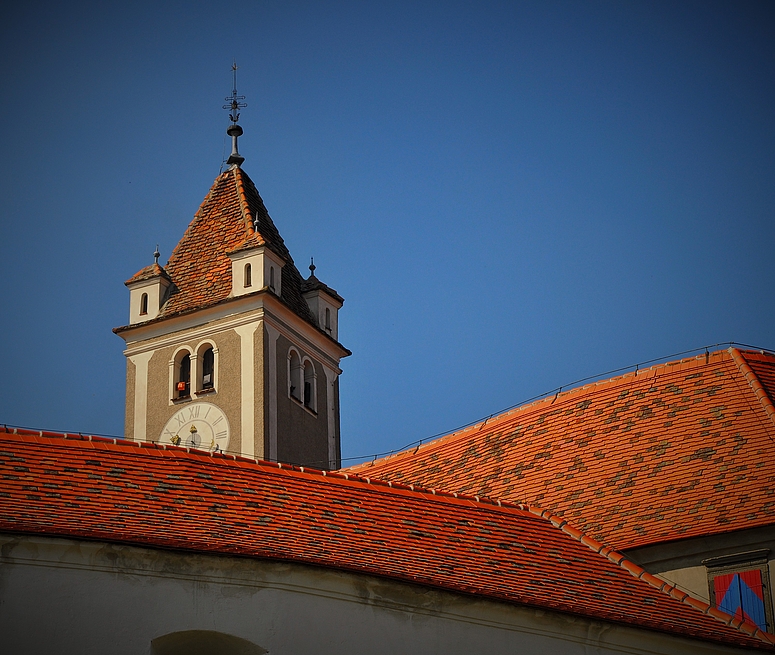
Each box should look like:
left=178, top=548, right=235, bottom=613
left=0, top=427, right=771, bottom=649
left=117, top=166, right=316, bottom=329
left=351, top=348, right=775, bottom=551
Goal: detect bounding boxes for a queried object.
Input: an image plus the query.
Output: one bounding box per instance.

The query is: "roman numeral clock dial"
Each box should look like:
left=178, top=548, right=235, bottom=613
left=160, top=402, right=230, bottom=453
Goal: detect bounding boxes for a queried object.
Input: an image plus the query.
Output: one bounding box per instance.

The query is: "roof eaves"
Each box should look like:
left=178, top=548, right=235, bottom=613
left=124, top=263, right=172, bottom=286
left=526, top=505, right=775, bottom=647
left=112, top=289, right=350, bottom=355
left=302, top=275, right=344, bottom=303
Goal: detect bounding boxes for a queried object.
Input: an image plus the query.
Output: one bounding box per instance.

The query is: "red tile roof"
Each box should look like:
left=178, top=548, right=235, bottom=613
left=0, top=428, right=770, bottom=648
left=125, top=262, right=171, bottom=285
left=351, top=348, right=775, bottom=551
left=117, top=167, right=317, bottom=329
left=302, top=272, right=344, bottom=303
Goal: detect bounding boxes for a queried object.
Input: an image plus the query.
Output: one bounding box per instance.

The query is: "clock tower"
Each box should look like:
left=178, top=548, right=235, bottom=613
left=114, top=83, right=349, bottom=469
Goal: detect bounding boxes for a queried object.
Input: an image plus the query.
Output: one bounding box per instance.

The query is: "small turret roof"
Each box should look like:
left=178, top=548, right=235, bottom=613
left=124, top=262, right=171, bottom=286
left=302, top=272, right=344, bottom=303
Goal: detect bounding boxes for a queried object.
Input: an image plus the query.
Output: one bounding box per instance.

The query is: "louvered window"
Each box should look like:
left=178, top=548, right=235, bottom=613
left=713, top=570, right=767, bottom=630
left=706, top=550, right=772, bottom=632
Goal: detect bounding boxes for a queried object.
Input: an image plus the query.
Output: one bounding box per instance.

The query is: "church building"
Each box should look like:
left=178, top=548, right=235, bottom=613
left=1, top=85, right=774, bottom=654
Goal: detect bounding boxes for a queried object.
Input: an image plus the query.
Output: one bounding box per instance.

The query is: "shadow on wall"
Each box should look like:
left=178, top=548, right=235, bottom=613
left=151, top=631, right=268, bottom=655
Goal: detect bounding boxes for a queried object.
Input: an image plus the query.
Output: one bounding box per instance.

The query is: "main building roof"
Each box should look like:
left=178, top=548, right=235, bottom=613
left=0, top=428, right=770, bottom=649
left=351, top=347, right=775, bottom=552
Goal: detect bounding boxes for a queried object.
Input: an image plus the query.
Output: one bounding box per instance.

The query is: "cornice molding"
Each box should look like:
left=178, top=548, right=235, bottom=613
left=122, top=295, right=346, bottom=371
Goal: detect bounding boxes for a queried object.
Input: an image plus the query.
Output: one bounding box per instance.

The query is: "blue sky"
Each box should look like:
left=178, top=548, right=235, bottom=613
left=1, top=1, right=773, bottom=465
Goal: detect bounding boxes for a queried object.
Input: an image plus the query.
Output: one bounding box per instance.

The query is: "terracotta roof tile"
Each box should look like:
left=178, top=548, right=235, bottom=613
left=0, top=428, right=770, bottom=649
left=351, top=348, right=775, bottom=551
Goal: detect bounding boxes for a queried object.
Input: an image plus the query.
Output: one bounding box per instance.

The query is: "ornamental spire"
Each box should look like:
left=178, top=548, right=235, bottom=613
left=223, top=61, right=247, bottom=167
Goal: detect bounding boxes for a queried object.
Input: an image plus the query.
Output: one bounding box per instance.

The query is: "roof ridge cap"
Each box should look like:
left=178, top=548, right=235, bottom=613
left=526, top=505, right=775, bottom=646
left=729, top=347, right=775, bottom=430
left=165, top=170, right=232, bottom=266
left=0, top=427, right=540, bottom=517
left=285, top=461, right=542, bottom=517
left=232, top=166, right=256, bottom=239
left=349, top=349, right=735, bottom=474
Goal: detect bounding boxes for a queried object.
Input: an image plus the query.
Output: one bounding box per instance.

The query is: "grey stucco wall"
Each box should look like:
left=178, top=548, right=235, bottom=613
left=141, top=328, right=243, bottom=455
left=0, top=534, right=754, bottom=655
left=274, top=333, right=330, bottom=468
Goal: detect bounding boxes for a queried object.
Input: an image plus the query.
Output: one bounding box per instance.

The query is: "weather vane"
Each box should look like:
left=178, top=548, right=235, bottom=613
left=223, top=61, right=247, bottom=167
left=223, top=61, right=247, bottom=124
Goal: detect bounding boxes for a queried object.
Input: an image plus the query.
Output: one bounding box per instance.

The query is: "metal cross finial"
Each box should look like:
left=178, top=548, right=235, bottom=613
left=309, top=257, right=316, bottom=276
left=153, top=244, right=160, bottom=264
left=223, top=61, right=247, bottom=124
left=224, top=61, right=247, bottom=167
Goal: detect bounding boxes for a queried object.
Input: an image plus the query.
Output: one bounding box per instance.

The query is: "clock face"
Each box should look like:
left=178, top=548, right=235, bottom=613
left=160, top=402, right=230, bottom=453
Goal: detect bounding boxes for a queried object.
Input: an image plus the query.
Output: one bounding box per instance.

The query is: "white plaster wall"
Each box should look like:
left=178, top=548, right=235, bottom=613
left=229, top=248, right=284, bottom=298
left=658, top=565, right=715, bottom=604
left=0, top=534, right=755, bottom=655
left=128, top=279, right=168, bottom=324
left=303, top=291, right=341, bottom=340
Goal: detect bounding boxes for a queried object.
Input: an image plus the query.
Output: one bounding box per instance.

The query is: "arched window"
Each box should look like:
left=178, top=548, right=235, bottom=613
left=177, top=353, right=191, bottom=398
left=151, top=630, right=267, bottom=655
left=288, top=349, right=302, bottom=400
left=303, top=359, right=316, bottom=411
left=201, top=347, right=214, bottom=389
left=140, top=293, right=148, bottom=316
left=269, top=266, right=275, bottom=291
left=244, top=263, right=252, bottom=288
left=325, top=307, right=331, bottom=332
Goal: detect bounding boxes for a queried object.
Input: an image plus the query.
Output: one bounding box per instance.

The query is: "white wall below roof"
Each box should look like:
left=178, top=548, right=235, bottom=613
left=128, top=277, right=169, bottom=324
left=229, top=247, right=284, bottom=299
left=0, top=534, right=755, bottom=655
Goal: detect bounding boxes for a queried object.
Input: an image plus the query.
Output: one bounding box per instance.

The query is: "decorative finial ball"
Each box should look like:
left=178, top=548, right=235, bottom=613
left=227, top=124, right=244, bottom=137
left=309, top=257, right=316, bottom=275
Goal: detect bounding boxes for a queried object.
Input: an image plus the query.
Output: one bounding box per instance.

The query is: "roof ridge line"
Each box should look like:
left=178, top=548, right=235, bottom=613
left=349, top=349, right=736, bottom=473
left=729, top=347, right=775, bottom=431
left=296, top=461, right=539, bottom=516
left=165, top=170, right=230, bottom=267
left=0, top=427, right=540, bottom=516
left=525, top=505, right=775, bottom=646
left=232, top=167, right=255, bottom=238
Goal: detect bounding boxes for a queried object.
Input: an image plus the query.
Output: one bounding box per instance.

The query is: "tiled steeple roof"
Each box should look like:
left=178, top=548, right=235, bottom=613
left=0, top=427, right=771, bottom=649
left=351, top=347, right=775, bottom=551
left=120, top=166, right=315, bottom=327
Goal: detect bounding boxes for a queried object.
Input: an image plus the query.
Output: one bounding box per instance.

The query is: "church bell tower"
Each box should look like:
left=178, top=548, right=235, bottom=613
left=114, top=71, right=349, bottom=469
